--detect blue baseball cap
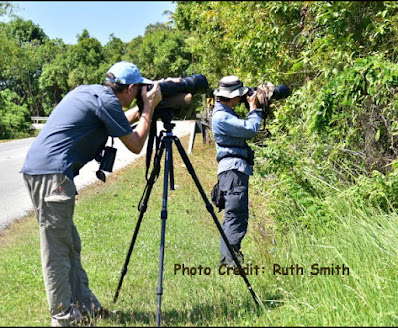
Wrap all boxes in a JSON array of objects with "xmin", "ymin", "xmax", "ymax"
[{"xmin": 106, "ymin": 61, "xmax": 153, "ymax": 85}]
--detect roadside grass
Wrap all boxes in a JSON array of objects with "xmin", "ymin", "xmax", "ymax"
[
  {"xmin": 253, "ymin": 201, "xmax": 398, "ymax": 327},
  {"xmin": 0, "ymin": 129, "xmax": 39, "ymax": 143},
  {"xmin": 0, "ymin": 134, "xmax": 397, "ymax": 327}
]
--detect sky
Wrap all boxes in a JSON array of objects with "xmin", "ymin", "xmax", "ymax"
[{"xmin": 6, "ymin": 1, "xmax": 177, "ymax": 45}]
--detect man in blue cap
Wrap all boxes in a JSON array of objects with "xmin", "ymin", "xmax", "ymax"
[{"xmin": 21, "ymin": 61, "xmax": 173, "ymax": 326}]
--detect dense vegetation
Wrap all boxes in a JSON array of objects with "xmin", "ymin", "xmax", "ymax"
[
  {"xmin": 1, "ymin": 136, "xmax": 396, "ymax": 327},
  {"xmin": 1, "ymin": 0, "xmax": 397, "ymax": 224},
  {"xmin": 173, "ymin": 1, "xmax": 398, "ymax": 233},
  {"xmin": 1, "ymin": 2, "xmax": 397, "ymax": 325}
]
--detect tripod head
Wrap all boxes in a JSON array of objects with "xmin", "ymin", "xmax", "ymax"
[
  {"xmin": 154, "ymin": 108, "xmax": 176, "ymax": 132},
  {"xmin": 144, "ymin": 108, "xmax": 177, "ymax": 181}
]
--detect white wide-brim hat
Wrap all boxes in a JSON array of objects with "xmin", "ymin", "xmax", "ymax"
[{"xmin": 213, "ymin": 75, "xmax": 248, "ymax": 98}]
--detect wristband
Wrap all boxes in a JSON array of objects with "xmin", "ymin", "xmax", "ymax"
[{"xmin": 141, "ymin": 115, "xmax": 150, "ymax": 123}]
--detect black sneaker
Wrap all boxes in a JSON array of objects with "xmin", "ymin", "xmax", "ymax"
[
  {"xmin": 236, "ymin": 250, "xmax": 244, "ymax": 264},
  {"xmin": 219, "ymin": 251, "xmax": 244, "ymax": 269}
]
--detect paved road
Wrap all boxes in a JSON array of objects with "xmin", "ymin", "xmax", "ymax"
[{"xmin": 0, "ymin": 121, "xmax": 196, "ymax": 232}]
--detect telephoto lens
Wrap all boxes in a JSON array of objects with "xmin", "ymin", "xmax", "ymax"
[
  {"xmin": 272, "ymin": 85, "xmax": 290, "ymax": 100},
  {"xmin": 247, "ymin": 84, "xmax": 290, "ymax": 100},
  {"xmin": 147, "ymin": 74, "xmax": 208, "ymax": 97},
  {"xmin": 240, "ymin": 83, "xmax": 290, "ymax": 111},
  {"xmin": 137, "ymin": 74, "xmax": 209, "ymax": 120}
]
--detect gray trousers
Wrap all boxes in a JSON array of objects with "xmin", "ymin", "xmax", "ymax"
[
  {"xmin": 218, "ymin": 170, "xmax": 249, "ymax": 260},
  {"xmin": 23, "ymin": 173, "xmax": 101, "ymax": 323}
]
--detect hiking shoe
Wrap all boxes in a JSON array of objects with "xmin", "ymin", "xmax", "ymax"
[
  {"xmin": 236, "ymin": 250, "xmax": 244, "ymax": 264},
  {"xmin": 50, "ymin": 307, "xmax": 83, "ymax": 327},
  {"xmin": 219, "ymin": 251, "xmax": 245, "ymax": 269}
]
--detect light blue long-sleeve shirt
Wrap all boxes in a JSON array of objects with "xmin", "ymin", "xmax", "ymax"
[{"xmin": 211, "ymin": 101, "xmax": 262, "ymax": 176}]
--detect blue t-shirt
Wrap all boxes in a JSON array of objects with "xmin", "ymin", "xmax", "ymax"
[{"xmin": 21, "ymin": 85, "xmax": 132, "ymax": 180}]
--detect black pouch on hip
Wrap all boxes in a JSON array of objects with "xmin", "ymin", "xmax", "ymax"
[
  {"xmin": 95, "ymin": 138, "xmax": 117, "ymax": 182},
  {"xmin": 211, "ymin": 180, "xmax": 225, "ymax": 212}
]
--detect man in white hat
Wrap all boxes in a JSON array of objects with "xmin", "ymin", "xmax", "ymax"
[
  {"xmin": 20, "ymin": 61, "xmax": 180, "ymax": 326},
  {"xmin": 212, "ymin": 76, "xmax": 262, "ymax": 267}
]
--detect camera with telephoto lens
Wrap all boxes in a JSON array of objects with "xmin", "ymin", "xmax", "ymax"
[
  {"xmin": 136, "ymin": 74, "xmax": 209, "ymax": 120},
  {"xmin": 240, "ymin": 83, "xmax": 290, "ymax": 110}
]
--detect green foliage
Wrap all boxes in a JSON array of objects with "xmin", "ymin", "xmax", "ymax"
[
  {"xmin": 0, "ymin": 16, "xmax": 48, "ymax": 45},
  {"xmin": 38, "ymin": 40, "xmax": 70, "ymax": 114},
  {"xmin": 253, "ymin": 54, "xmax": 398, "ymax": 231},
  {"xmin": 103, "ymin": 34, "xmax": 125, "ymax": 64},
  {"xmin": 252, "ymin": 134, "xmax": 330, "ymax": 232},
  {"xmin": 39, "ymin": 30, "xmax": 107, "ymax": 114},
  {"xmin": 343, "ymin": 170, "xmax": 398, "ymax": 212},
  {"xmin": 174, "ymin": 2, "xmax": 303, "ymax": 87},
  {"xmin": 0, "ymin": 17, "xmax": 49, "ymax": 116},
  {"xmin": 124, "ymin": 24, "xmax": 191, "ymax": 79},
  {"xmin": 297, "ymin": 1, "xmax": 398, "ymax": 65},
  {"xmin": 0, "ymin": 89, "xmax": 32, "ymax": 138},
  {"xmin": 174, "ymin": 1, "xmax": 398, "ymax": 90},
  {"xmin": 0, "ymin": 0, "xmax": 398, "ymax": 240},
  {"xmin": 67, "ymin": 29, "xmax": 105, "ymax": 87},
  {"xmin": 278, "ymin": 55, "xmax": 398, "ymax": 174}
]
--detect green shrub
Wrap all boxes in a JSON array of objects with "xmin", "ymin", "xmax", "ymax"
[
  {"xmin": 0, "ymin": 89, "xmax": 33, "ymax": 139},
  {"xmin": 252, "ymin": 55, "xmax": 398, "ymax": 231}
]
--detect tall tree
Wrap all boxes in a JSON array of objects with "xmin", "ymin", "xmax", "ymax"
[
  {"xmin": 125, "ymin": 23, "xmax": 191, "ymax": 79},
  {"xmin": 67, "ymin": 29, "xmax": 105, "ymax": 87},
  {"xmin": 0, "ymin": 17, "xmax": 49, "ymax": 115}
]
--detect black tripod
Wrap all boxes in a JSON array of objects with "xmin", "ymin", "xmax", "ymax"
[{"xmin": 113, "ymin": 117, "xmax": 260, "ymax": 326}]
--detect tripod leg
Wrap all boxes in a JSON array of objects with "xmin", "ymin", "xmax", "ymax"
[
  {"xmin": 156, "ymin": 135, "xmax": 173, "ymax": 326},
  {"xmin": 172, "ymin": 137, "xmax": 261, "ymax": 307},
  {"xmin": 113, "ymin": 143, "xmax": 165, "ymax": 303},
  {"xmin": 169, "ymin": 140, "xmax": 175, "ymax": 190}
]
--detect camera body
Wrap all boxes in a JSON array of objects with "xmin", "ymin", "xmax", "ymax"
[{"xmin": 136, "ymin": 74, "xmax": 209, "ymax": 120}]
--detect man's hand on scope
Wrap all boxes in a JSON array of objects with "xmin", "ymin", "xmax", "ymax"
[{"xmin": 141, "ymin": 81, "xmax": 162, "ymax": 111}]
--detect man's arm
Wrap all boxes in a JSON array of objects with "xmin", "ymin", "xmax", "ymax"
[
  {"xmin": 124, "ymin": 106, "xmax": 140, "ymax": 124},
  {"xmin": 120, "ymin": 77, "xmax": 181, "ymax": 153},
  {"xmin": 213, "ymin": 110, "xmax": 262, "ymax": 139},
  {"xmin": 120, "ymin": 83, "xmax": 161, "ymax": 154}
]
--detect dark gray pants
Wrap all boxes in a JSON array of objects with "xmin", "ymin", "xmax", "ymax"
[{"xmin": 218, "ymin": 170, "xmax": 249, "ymax": 261}]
